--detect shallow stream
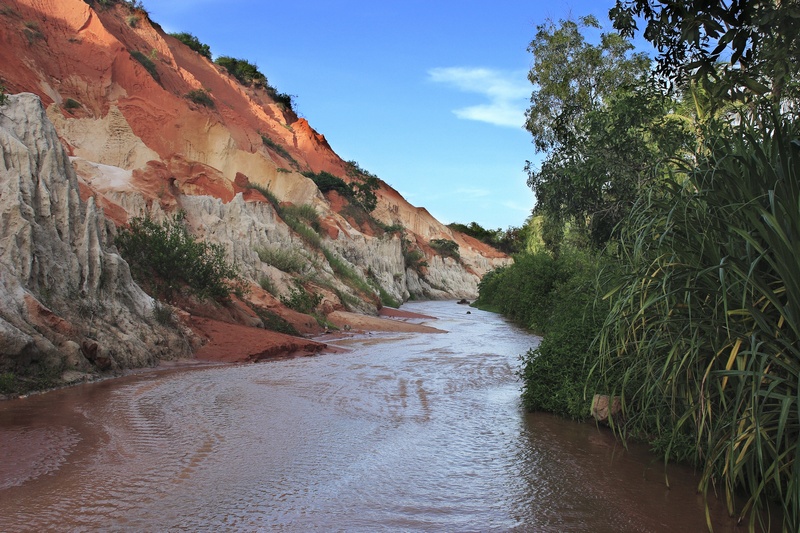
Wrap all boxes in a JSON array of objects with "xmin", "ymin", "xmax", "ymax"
[{"xmin": 0, "ymin": 301, "xmax": 743, "ymax": 531}]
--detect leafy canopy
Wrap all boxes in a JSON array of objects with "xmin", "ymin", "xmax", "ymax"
[
  {"xmin": 610, "ymin": 0, "xmax": 800, "ymax": 100},
  {"xmin": 525, "ymin": 16, "xmax": 693, "ymax": 247}
]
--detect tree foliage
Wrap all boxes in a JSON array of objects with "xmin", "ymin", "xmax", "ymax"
[
  {"xmin": 525, "ymin": 17, "xmax": 693, "ymax": 247},
  {"xmin": 610, "ymin": 0, "xmax": 800, "ymax": 100},
  {"xmin": 525, "ymin": 16, "xmax": 650, "ymax": 153},
  {"xmin": 448, "ymin": 221, "xmax": 527, "ymax": 254}
]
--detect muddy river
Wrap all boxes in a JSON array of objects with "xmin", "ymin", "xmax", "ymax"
[{"xmin": 0, "ymin": 301, "xmax": 743, "ymax": 531}]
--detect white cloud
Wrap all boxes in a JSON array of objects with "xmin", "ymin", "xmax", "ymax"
[
  {"xmin": 456, "ymin": 187, "xmax": 491, "ymax": 198},
  {"xmin": 428, "ymin": 67, "xmax": 529, "ymax": 128}
]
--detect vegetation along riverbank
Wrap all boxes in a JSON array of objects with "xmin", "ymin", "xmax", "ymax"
[{"xmin": 473, "ymin": 2, "xmax": 800, "ymax": 531}]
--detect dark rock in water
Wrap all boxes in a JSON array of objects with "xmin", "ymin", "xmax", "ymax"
[
  {"xmin": 466, "ymin": 311, "xmax": 471, "ymax": 314},
  {"xmin": 457, "ymin": 299, "xmax": 469, "ymax": 305}
]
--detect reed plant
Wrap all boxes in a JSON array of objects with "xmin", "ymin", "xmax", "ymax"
[{"xmin": 594, "ymin": 109, "xmax": 800, "ymax": 530}]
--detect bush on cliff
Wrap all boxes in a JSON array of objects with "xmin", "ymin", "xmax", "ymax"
[
  {"xmin": 116, "ymin": 212, "xmax": 241, "ymax": 302},
  {"xmin": 170, "ymin": 32, "xmax": 211, "ymax": 59}
]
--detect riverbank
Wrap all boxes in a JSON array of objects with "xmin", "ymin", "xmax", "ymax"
[
  {"xmin": 191, "ymin": 306, "xmax": 442, "ymax": 364},
  {"xmin": 0, "ymin": 305, "xmax": 445, "ymax": 400},
  {"xmin": 0, "ymin": 300, "xmax": 746, "ymax": 532}
]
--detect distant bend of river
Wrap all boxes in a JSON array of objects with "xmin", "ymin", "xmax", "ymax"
[{"xmin": 0, "ymin": 301, "xmax": 742, "ymax": 532}]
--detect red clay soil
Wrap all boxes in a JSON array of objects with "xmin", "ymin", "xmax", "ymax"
[
  {"xmin": 378, "ymin": 307, "xmax": 437, "ymax": 320},
  {"xmin": 191, "ymin": 317, "xmax": 327, "ymax": 364}
]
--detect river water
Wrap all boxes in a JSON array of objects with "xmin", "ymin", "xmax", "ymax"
[{"xmin": 0, "ymin": 301, "xmax": 744, "ymax": 532}]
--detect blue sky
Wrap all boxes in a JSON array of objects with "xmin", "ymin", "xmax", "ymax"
[{"xmin": 141, "ymin": 0, "xmax": 623, "ymax": 230}]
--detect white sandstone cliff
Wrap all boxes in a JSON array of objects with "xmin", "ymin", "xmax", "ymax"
[{"xmin": 0, "ymin": 93, "xmax": 191, "ymax": 381}]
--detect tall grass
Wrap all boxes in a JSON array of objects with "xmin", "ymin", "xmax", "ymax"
[
  {"xmin": 255, "ymin": 246, "xmax": 307, "ymax": 273},
  {"xmin": 594, "ymin": 109, "xmax": 800, "ymax": 530}
]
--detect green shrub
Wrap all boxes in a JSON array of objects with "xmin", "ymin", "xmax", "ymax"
[
  {"xmin": 518, "ymin": 257, "xmax": 606, "ymax": 419},
  {"xmin": 281, "ymin": 204, "xmax": 320, "ymax": 233},
  {"xmin": 126, "ymin": 14, "xmax": 139, "ymax": 27},
  {"xmin": 258, "ymin": 275, "xmax": 277, "ymax": 295},
  {"xmin": 185, "ymin": 88, "xmax": 214, "ymax": 108},
  {"xmin": 322, "ymin": 248, "xmax": 373, "ymax": 296},
  {"xmin": 23, "ymin": 21, "xmax": 44, "ymax": 43},
  {"xmin": 265, "ymin": 85, "xmax": 294, "ymax": 110},
  {"xmin": 130, "ymin": 50, "xmax": 160, "ymax": 83},
  {"xmin": 254, "ymin": 307, "xmax": 299, "ymax": 335},
  {"xmin": 215, "ymin": 56, "xmax": 266, "ymax": 86},
  {"xmin": 246, "ymin": 183, "xmax": 280, "ymax": 208},
  {"xmin": 429, "ymin": 238, "xmax": 460, "ymax": 260},
  {"xmin": 401, "ymin": 237, "xmax": 428, "ymax": 273},
  {"xmin": 280, "ymin": 281, "xmax": 322, "ymax": 314},
  {"xmin": 303, "ymin": 170, "xmax": 351, "ymax": 196},
  {"xmin": 255, "ymin": 246, "xmax": 307, "ymax": 273},
  {"xmin": 0, "ymin": 82, "xmax": 8, "ymax": 106},
  {"xmin": 63, "ymin": 98, "xmax": 81, "ymax": 110},
  {"xmin": 169, "ymin": 32, "xmax": 211, "ymax": 58},
  {"xmin": 377, "ymin": 221, "xmax": 404, "ymax": 235},
  {"xmin": 116, "ymin": 212, "xmax": 241, "ymax": 301},
  {"xmin": 474, "ymin": 251, "xmax": 575, "ymax": 333},
  {"xmin": 345, "ymin": 161, "xmax": 381, "ymax": 212}
]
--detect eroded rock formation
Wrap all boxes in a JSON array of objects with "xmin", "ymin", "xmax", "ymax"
[
  {"xmin": 0, "ymin": 0, "xmax": 512, "ymax": 384},
  {"xmin": 0, "ymin": 93, "xmax": 191, "ymax": 379}
]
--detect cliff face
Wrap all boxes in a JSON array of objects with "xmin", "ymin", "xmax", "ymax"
[
  {"xmin": 0, "ymin": 93, "xmax": 192, "ymax": 380},
  {"xmin": 0, "ymin": 0, "xmax": 511, "ymax": 380}
]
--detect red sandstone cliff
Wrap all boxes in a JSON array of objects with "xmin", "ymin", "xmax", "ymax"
[{"xmin": 0, "ymin": 0, "xmax": 511, "ymax": 380}]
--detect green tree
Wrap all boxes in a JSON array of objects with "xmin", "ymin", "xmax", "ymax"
[
  {"xmin": 526, "ymin": 17, "xmax": 694, "ymax": 247},
  {"xmin": 610, "ymin": 0, "xmax": 800, "ymax": 101}
]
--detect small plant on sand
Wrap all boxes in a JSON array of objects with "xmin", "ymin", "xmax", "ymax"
[
  {"xmin": 129, "ymin": 50, "xmax": 160, "ymax": 83},
  {"xmin": 152, "ymin": 300, "xmax": 174, "ymax": 326},
  {"xmin": 185, "ymin": 88, "xmax": 214, "ymax": 108},
  {"xmin": 280, "ymin": 280, "xmax": 322, "ymax": 314}
]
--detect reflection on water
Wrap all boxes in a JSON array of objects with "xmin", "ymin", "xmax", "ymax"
[{"xmin": 0, "ymin": 301, "xmax": 743, "ymax": 531}]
